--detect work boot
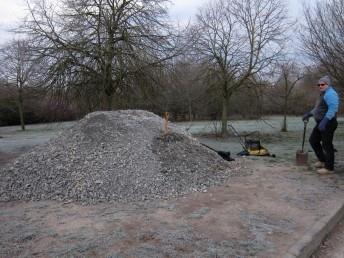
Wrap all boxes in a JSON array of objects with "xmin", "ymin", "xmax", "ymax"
[
  {"xmin": 314, "ymin": 161, "xmax": 325, "ymax": 168},
  {"xmin": 317, "ymin": 168, "xmax": 334, "ymax": 175}
]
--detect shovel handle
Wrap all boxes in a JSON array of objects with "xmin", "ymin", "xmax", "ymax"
[{"xmin": 301, "ymin": 120, "xmax": 308, "ymax": 152}]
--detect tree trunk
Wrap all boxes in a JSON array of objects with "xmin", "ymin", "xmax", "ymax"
[
  {"xmin": 103, "ymin": 70, "xmax": 114, "ymax": 111},
  {"xmin": 106, "ymin": 93, "xmax": 113, "ymax": 111},
  {"xmin": 221, "ymin": 81, "xmax": 231, "ymax": 135},
  {"xmin": 281, "ymin": 96, "xmax": 288, "ymax": 132},
  {"xmin": 221, "ymin": 93, "xmax": 228, "ymax": 135},
  {"xmin": 188, "ymin": 100, "xmax": 193, "ymax": 122},
  {"xmin": 17, "ymin": 88, "xmax": 25, "ymax": 131},
  {"xmin": 281, "ymin": 74, "xmax": 289, "ymax": 132}
]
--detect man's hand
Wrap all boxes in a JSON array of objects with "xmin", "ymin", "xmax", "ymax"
[
  {"xmin": 302, "ymin": 112, "xmax": 313, "ymax": 122},
  {"xmin": 318, "ymin": 117, "xmax": 329, "ymax": 132}
]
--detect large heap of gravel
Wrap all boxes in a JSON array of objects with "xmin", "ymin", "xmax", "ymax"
[{"xmin": 0, "ymin": 110, "xmax": 236, "ymax": 204}]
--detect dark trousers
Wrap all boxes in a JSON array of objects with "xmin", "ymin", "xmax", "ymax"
[{"xmin": 309, "ymin": 118, "xmax": 338, "ymax": 170}]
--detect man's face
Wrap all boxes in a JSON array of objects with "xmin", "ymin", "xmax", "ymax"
[{"xmin": 318, "ymin": 82, "xmax": 329, "ymax": 92}]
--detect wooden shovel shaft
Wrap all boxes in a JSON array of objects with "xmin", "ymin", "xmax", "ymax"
[{"xmin": 301, "ymin": 121, "xmax": 307, "ymax": 152}]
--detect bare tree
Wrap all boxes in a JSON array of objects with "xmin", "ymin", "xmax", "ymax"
[
  {"xmin": 165, "ymin": 59, "xmax": 207, "ymax": 121},
  {"xmin": 301, "ymin": 0, "xmax": 344, "ymax": 87},
  {"xmin": 0, "ymin": 39, "xmax": 39, "ymax": 130},
  {"xmin": 275, "ymin": 61, "xmax": 303, "ymax": 132},
  {"xmin": 22, "ymin": 0, "xmax": 179, "ymax": 110},
  {"xmin": 193, "ymin": 0, "xmax": 289, "ymax": 134}
]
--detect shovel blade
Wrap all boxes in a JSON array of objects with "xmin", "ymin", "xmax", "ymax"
[{"xmin": 296, "ymin": 150, "xmax": 308, "ymax": 166}]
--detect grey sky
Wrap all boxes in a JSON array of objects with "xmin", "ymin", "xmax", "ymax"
[
  {"xmin": 0, "ymin": 0, "xmax": 307, "ymax": 45},
  {"xmin": 0, "ymin": 0, "xmax": 27, "ymax": 43},
  {"xmin": 169, "ymin": 0, "xmax": 305, "ymax": 24}
]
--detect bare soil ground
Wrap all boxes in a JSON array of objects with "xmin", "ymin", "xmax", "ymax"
[
  {"xmin": 1, "ymin": 117, "xmax": 344, "ymax": 257},
  {"xmin": 312, "ymin": 219, "xmax": 344, "ymax": 258},
  {"xmin": 0, "ymin": 151, "xmax": 17, "ymax": 167},
  {"xmin": 1, "ymin": 156, "xmax": 344, "ymax": 257}
]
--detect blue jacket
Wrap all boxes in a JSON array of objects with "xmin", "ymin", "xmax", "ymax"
[{"xmin": 312, "ymin": 86, "xmax": 339, "ymax": 122}]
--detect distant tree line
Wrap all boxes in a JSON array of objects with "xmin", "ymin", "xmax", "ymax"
[{"xmin": 0, "ymin": 0, "xmax": 343, "ymax": 133}]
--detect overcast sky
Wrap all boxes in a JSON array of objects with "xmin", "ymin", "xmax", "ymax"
[
  {"xmin": 0, "ymin": 0, "xmax": 307, "ymax": 45},
  {"xmin": 169, "ymin": 0, "xmax": 305, "ymax": 23}
]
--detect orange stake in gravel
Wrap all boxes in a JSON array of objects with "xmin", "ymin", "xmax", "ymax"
[{"xmin": 163, "ymin": 112, "xmax": 169, "ymax": 134}]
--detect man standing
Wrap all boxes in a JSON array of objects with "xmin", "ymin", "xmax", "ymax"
[{"xmin": 303, "ymin": 75, "xmax": 339, "ymax": 174}]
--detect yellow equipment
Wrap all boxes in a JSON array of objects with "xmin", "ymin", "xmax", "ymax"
[
  {"xmin": 244, "ymin": 139, "xmax": 270, "ymax": 156},
  {"xmin": 228, "ymin": 124, "xmax": 274, "ymax": 157}
]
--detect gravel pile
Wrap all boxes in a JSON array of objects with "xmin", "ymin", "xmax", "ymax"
[{"xmin": 0, "ymin": 110, "xmax": 236, "ymax": 204}]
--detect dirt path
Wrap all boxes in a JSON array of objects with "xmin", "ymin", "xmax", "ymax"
[
  {"xmin": 312, "ymin": 218, "xmax": 344, "ymax": 258},
  {"xmin": 0, "ymin": 151, "xmax": 17, "ymax": 167},
  {"xmin": 1, "ymin": 157, "xmax": 344, "ymax": 257},
  {"xmin": 1, "ymin": 119, "xmax": 344, "ymax": 257}
]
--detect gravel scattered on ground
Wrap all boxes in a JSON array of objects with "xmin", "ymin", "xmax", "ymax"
[{"xmin": 0, "ymin": 110, "xmax": 237, "ymax": 204}]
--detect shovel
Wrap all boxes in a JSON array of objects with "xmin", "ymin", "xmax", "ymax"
[
  {"xmin": 201, "ymin": 143, "xmax": 234, "ymax": 162},
  {"xmin": 296, "ymin": 120, "xmax": 309, "ymax": 166}
]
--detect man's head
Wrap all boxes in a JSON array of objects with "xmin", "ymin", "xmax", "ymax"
[{"xmin": 318, "ymin": 75, "xmax": 331, "ymax": 92}]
